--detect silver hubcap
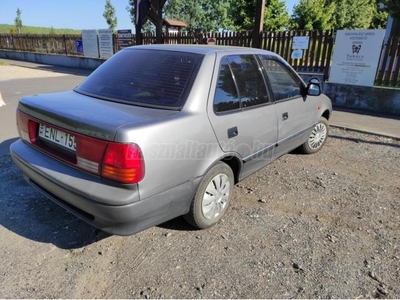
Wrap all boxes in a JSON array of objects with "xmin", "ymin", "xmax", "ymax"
[
  {"xmin": 308, "ymin": 122, "xmax": 327, "ymax": 150},
  {"xmin": 202, "ymin": 174, "xmax": 230, "ymax": 220}
]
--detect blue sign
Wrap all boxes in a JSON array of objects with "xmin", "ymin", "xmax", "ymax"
[{"xmin": 75, "ymin": 40, "xmax": 83, "ymax": 54}]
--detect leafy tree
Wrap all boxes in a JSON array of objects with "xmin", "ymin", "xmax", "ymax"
[
  {"xmin": 164, "ymin": 0, "xmax": 233, "ymax": 32},
  {"xmin": 290, "ymin": 0, "xmax": 335, "ymax": 30},
  {"xmin": 370, "ymin": 0, "xmax": 388, "ymax": 29},
  {"xmin": 263, "ymin": 0, "xmax": 289, "ymax": 30},
  {"xmin": 14, "ymin": 8, "xmax": 22, "ymax": 34},
  {"xmin": 229, "ymin": 0, "xmax": 289, "ymax": 31},
  {"xmin": 385, "ymin": 0, "xmax": 400, "ymax": 19},
  {"xmin": 103, "ymin": 0, "xmax": 118, "ymax": 31},
  {"xmin": 326, "ymin": 0, "xmax": 375, "ymax": 29}
]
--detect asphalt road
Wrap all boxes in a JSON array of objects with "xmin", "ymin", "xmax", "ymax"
[{"xmin": 0, "ymin": 71, "xmax": 88, "ymax": 156}]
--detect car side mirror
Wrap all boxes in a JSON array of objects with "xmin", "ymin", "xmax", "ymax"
[{"xmin": 307, "ymin": 78, "xmax": 321, "ymax": 96}]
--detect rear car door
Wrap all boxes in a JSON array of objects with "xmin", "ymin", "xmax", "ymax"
[
  {"xmin": 259, "ymin": 56, "xmax": 317, "ymax": 158},
  {"xmin": 208, "ymin": 53, "xmax": 278, "ymax": 179}
]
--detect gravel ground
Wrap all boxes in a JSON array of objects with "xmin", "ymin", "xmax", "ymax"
[{"xmin": 0, "ymin": 127, "xmax": 399, "ymax": 299}]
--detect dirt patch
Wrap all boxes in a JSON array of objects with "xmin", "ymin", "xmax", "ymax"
[{"xmin": 0, "ymin": 128, "xmax": 399, "ymax": 298}]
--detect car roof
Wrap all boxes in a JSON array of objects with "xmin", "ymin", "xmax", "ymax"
[{"xmin": 124, "ymin": 44, "xmax": 279, "ymax": 57}]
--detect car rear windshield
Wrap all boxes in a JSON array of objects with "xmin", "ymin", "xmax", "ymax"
[{"xmin": 75, "ymin": 49, "xmax": 204, "ymax": 109}]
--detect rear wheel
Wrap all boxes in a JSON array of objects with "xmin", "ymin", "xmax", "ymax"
[
  {"xmin": 300, "ymin": 117, "xmax": 329, "ymax": 154},
  {"xmin": 184, "ymin": 162, "xmax": 234, "ymax": 229}
]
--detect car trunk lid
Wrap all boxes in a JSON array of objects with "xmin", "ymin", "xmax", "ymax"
[{"xmin": 18, "ymin": 90, "xmax": 178, "ymax": 141}]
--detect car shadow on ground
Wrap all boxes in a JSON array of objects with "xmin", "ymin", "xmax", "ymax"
[
  {"xmin": 0, "ymin": 142, "xmax": 111, "ymax": 249},
  {"xmin": 329, "ymin": 134, "xmax": 400, "ymax": 148},
  {"xmin": 158, "ymin": 216, "xmax": 197, "ymax": 232},
  {"xmin": 0, "ymin": 137, "xmax": 18, "ymax": 157}
]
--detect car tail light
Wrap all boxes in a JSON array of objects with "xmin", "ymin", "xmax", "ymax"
[
  {"xmin": 17, "ymin": 111, "xmax": 37, "ymax": 143},
  {"xmin": 76, "ymin": 135, "xmax": 108, "ymax": 174},
  {"xmin": 17, "ymin": 110, "xmax": 144, "ymax": 184},
  {"xmin": 102, "ymin": 142, "xmax": 144, "ymax": 184}
]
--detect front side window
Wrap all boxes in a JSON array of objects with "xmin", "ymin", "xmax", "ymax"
[
  {"xmin": 75, "ymin": 49, "xmax": 203, "ymax": 109},
  {"xmin": 259, "ymin": 56, "xmax": 303, "ymax": 101},
  {"xmin": 213, "ymin": 55, "xmax": 269, "ymax": 113}
]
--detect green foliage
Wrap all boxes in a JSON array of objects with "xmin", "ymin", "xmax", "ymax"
[
  {"xmin": 164, "ymin": 0, "xmax": 233, "ymax": 32},
  {"xmin": 263, "ymin": 0, "xmax": 289, "ymax": 30},
  {"xmin": 329, "ymin": 0, "xmax": 375, "ymax": 29},
  {"xmin": 0, "ymin": 24, "xmax": 81, "ymax": 34},
  {"xmin": 370, "ymin": 0, "xmax": 388, "ymax": 29},
  {"xmin": 14, "ymin": 8, "xmax": 23, "ymax": 34},
  {"xmin": 229, "ymin": 0, "xmax": 254, "ymax": 30},
  {"xmin": 385, "ymin": 0, "xmax": 400, "ymax": 19},
  {"xmin": 103, "ymin": 0, "xmax": 118, "ymax": 31},
  {"xmin": 290, "ymin": 0, "xmax": 335, "ymax": 30},
  {"xmin": 126, "ymin": 0, "xmax": 135, "ymax": 26},
  {"xmin": 229, "ymin": 0, "xmax": 289, "ymax": 31}
]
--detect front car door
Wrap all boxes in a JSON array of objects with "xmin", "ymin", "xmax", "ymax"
[
  {"xmin": 207, "ymin": 53, "xmax": 278, "ymax": 179},
  {"xmin": 259, "ymin": 55, "xmax": 318, "ymax": 159}
]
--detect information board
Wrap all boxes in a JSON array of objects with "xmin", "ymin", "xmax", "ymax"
[
  {"xmin": 292, "ymin": 36, "xmax": 309, "ymax": 49},
  {"xmin": 98, "ymin": 29, "xmax": 114, "ymax": 59},
  {"xmin": 82, "ymin": 30, "xmax": 99, "ymax": 58},
  {"xmin": 329, "ymin": 30, "xmax": 385, "ymax": 87},
  {"xmin": 117, "ymin": 29, "xmax": 132, "ymax": 50}
]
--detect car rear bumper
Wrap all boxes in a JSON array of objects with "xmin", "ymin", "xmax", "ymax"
[{"xmin": 10, "ymin": 139, "xmax": 200, "ymax": 235}]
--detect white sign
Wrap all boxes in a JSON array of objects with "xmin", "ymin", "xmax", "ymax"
[
  {"xmin": 98, "ymin": 29, "xmax": 114, "ymax": 59},
  {"xmin": 82, "ymin": 29, "xmax": 99, "ymax": 58},
  {"xmin": 329, "ymin": 30, "xmax": 385, "ymax": 87},
  {"xmin": 292, "ymin": 36, "xmax": 309, "ymax": 49}
]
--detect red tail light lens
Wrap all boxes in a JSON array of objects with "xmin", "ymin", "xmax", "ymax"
[
  {"xmin": 76, "ymin": 136, "xmax": 108, "ymax": 174},
  {"xmin": 102, "ymin": 143, "xmax": 144, "ymax": 184},
  {"xmin": 17, "ymin": 110, "xmax": 144, "ymax": 184},
  {"xmin": 17, "ymin": 111, "xmax": 37, "ymax": 144}
]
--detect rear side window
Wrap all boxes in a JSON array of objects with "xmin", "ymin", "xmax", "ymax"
[
  {"xmin": 259, "ymin": 56, "xmax": 302, "ymax": 101},
  {"xmin": 227, "ymin": 55, "xmax": 269, "ymax": 108},
  {"xmin": 213, "ymin": 54, "xmax": 269, "ymax": 113},
  {"xmin": 214, "ymin": 57, "xmax": 240, "ymax": 113},
  {"xmin": 75, "ymin": 49, "xmax": 203, "ymax": 109}
]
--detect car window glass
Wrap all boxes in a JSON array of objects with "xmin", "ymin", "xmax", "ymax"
[
  {"xmin": 259, "ymin": 56, "xmax": 302, "ymax": 101},
  {"xmin": 75, "ymin": 49, "xmax": 203, "ymax": 109},
  {"xmin": 226, "ymin": 55, "xmax": 269, "ymax": 108},
  {"xmin": 213, "ymin": 57, "xmax": 240, "ymax": 113}
]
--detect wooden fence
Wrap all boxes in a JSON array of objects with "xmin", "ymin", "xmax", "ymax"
[
  {"xmin": 0, "ymin": 34, "xmax": 83, "ymax": 56},
  {"xmin": 0, "ymin": 30, "xmax": 334, "ymax": 78},
  {"xmin": 143, "ymin": 30, "xmax": 335, "ymax": 79},
  {"xmin": 375, "ymin": 36, "xmax": 400, "ymax": 87},
  {"xmin": 1, "ymin": 31, "xmax": 399, "ymax": 87}
]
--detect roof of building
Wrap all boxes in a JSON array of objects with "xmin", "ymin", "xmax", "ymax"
[{"xmin": 163, "ymin": 19, "xmax": 188, "ymax": 28}]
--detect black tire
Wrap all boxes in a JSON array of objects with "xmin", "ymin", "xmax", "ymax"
[
  {"xmin": 299, "ymin": 117, "xmax": 329, "ymax": 154},
  {"xmin": 184, "ymin": 162, "xmax": 234, "ymax": 229}
]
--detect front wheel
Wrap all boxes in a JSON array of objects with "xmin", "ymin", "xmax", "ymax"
[
  {"xmin": 184, "ymin": 162, "xmax": 234, "ymax": 229},
  {"xmin": 299, "ymin": 117, "xmax": 329, "ymax": 154}
]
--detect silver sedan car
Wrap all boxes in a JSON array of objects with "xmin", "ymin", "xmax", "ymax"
[{"xmin": 11, "ymin": 45, "xmax": 332, "ymax": 235}]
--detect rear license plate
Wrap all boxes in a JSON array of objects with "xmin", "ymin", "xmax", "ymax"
[{"xmin": 38, "ymin": 124, "xmax": 76, "ymax": 152}]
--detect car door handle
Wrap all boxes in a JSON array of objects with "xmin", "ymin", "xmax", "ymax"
[
  {"xmin": 282, "ymin": 112, "xmax": 289, "ymax": 120},
  {"xmin": 227, "ymin": 126, "xmax": 238, "ymax": 139}
]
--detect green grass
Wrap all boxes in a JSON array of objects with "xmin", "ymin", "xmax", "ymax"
[
  {"xmin": 0, "ymin": 24, "xmax": 81, "ymax": 35},
  {"xmin": 0, "ymin": 61, "xmax": 7, "ymax": 66}
]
